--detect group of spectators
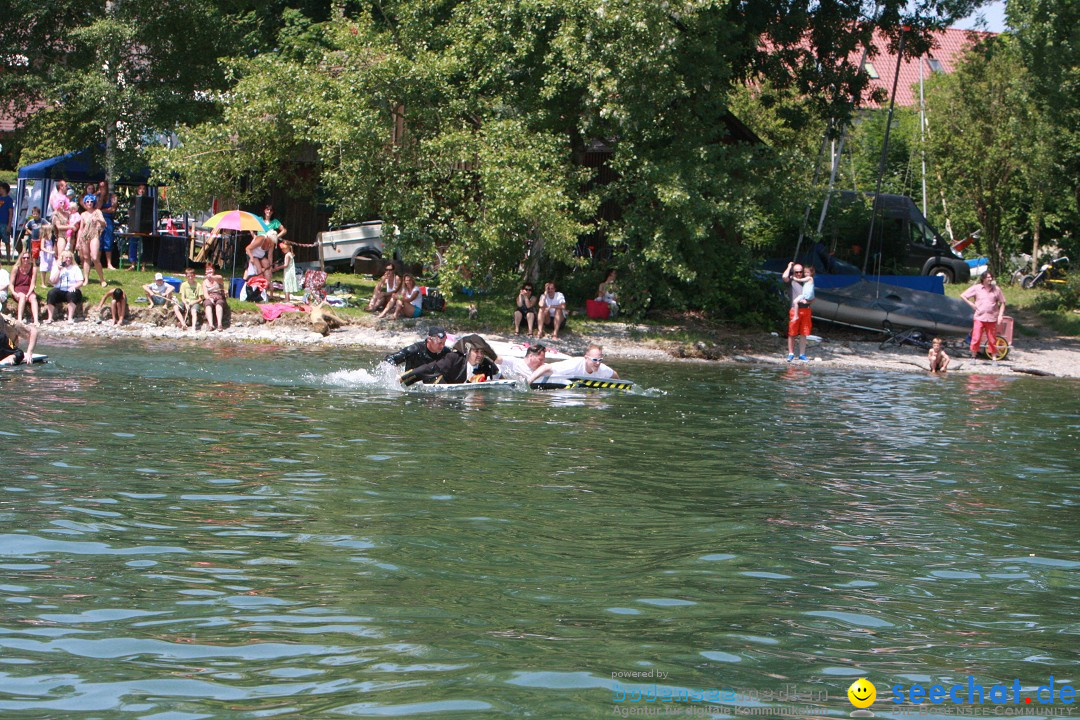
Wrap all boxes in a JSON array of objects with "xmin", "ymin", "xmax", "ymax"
[
  {"xmin": 134, "ymin": 265, "xmax": 230, "ymax": 331},
  {"xmin": 0, "ymin": 178, "xmax": 150, "ymax": 326},
  {"xmin": 241, "ymin": 205, "xmax": 300, "ymax": 302},
  {"xmin": 366, "ymin": 265, "xmax": 424, "ymax": 319},
  {"xmin": 386, "ymin": 326, "xmax": 620, "ymax": 386},
  {"xmin": 512, "ymin": 271, "xmax": 619, "ymax": 340}
]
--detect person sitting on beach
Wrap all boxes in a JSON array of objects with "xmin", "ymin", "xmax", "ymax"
[
  {"xmin": 596, "ymin": 269, "xmax": 619, "ymax": 317},
  {"xmin": 46, "ymin": 250, "xmax": 85, "ymax": 323},
  {"xmin": 537, "ymin": 281, "xmax": 566, "ymax": 340},
  {"xmin": 0, "ymin": 310, "xmax": 38, "ymax": 365},
  {"xmin": 94, "ymin": 288, "xmax": 128, "ymax": 325},
  {"xmin": 378, "ymin": 273, "xmax": 423, "ymax": 317},
  {"xmin": 384, "ymin": 326, "xmax": 450, "ymax": 370},
  {"xmin": 498, "ymin": 343, "xmax": 547, "ymax": 381},
  {"xmin": 378, "ymin": 273, "xmax": 422, "ymax": 319},
  {"xmin": 8, "ymin": 251, "xmax": 40, "ymax": 325},
  {"xmin": 367, "ymin": 266, "xmax": 400, "ymax": 312},
  {"xmin": 513, "ymin": 282, "xmax": 537, "ymax": 335},
  {"xmin": 928, "ymin": 337, "xmax": 951, "ymax": 374},
  {"xmin": 144, "ymin": 273, "xmax": 176, "ymax": 309},
  {"xmin": 399, "ymin": 338, "xmax": 500, "ymax": 385},
  {"xmin": 202, "ymin": 265, "xmax": 228, "ymax": 331},
  {"xmin": 529, "ymin": 343, "xmax": 619, "ymax": 383},
  {"xmin": 177, "ymin": 267, "xmax": 202, "ymax": 330}
]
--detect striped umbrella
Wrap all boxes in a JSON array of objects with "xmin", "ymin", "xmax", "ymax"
[{"xmin": 201, "ymin": 210, "xmax": 269, "ymax": 233}]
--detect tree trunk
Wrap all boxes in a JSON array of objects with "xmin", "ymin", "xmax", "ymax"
[{"xmin": 524, "ymin": 222, "xmax": 544, "ymax": 283}]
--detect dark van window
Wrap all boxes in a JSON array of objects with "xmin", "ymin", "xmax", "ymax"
[{"xmin": 911, "ymin": 220, "xmax": 936, "ymax": 247}]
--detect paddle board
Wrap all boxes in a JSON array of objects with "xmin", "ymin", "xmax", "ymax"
[
  {"xmin": 417, "ymin": 379, "xmax": 519, "ymax": 393},
  {"xmin": 530, "ymin": 376, "xmax": 635, "ymax": 391}
]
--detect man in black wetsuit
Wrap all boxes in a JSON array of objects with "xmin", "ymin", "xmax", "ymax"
[
  {"xmin": 400, "ymin": 340, "xmax": 500, "ymax": 386},
  {"xmin": 0, "ymin": 312, "xmax": 38, "ymax": 365},
  {"xmin": 384, "ymin": 326, "xmax": 450, "ymax": 370}
]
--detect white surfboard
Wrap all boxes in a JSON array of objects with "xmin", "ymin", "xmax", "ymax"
[
  {"xmin": 417, "ymin": 379, "xmax": 519, "ymax": 393},
  {"xmin": 1, "ymin": 353, "xmax": 47, "ymax": 369}
]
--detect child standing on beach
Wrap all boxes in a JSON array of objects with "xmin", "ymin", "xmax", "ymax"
[
  {"xmin": 38, "ymin": 223, "xmax": 56, "ymax": 290},
  {"xmin": 928, "ymin": 337, "xmax": 950, "ymax": 374},
  {"xmin": 277, "ymin": 241, "xmax": 299, "ymax": 303}
]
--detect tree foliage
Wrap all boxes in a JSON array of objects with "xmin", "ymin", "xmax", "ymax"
[
  {"xmin": 8, "ymin": 0, "xmax": 996, "ymax": 321},
  {"xmin": 152, "ymin": 0, "xmax": 986, "ymax": 319}
]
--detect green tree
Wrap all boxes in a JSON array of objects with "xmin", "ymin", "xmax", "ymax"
[
  {"xmin": 924, "ymin": 37, "xmax": 1028, "ymax": 274},
  {"xmin": 154, "ymin": 0, "xmax": 992, "ymax": 321},
  {"xmin": 1008, "ymin": 0, "xmax": 1080, "ymax": 264}
]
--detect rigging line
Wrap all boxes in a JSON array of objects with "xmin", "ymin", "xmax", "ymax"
[
  {"xmin": 793, "ymin": 119, "xmax": 833, "ymax": 262},
  {"xmin": 814, "ymin": 43, "xmax": 872, "ymax": 240},
  {"xmin": 798, "ymin": 8, "xmax": 878, "ymax": 264},
  {"xmin": 862, "ymin": 27, "xmax": 907, "ymax": 297}
]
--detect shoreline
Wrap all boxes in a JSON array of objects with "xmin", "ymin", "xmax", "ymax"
[{"xmin": 30, "ymin": 310, "xmax": 1080, "ymax": 379}]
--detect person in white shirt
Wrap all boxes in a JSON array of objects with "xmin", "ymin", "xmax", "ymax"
[
  {"xmin": 537, "ymin": 281, "xmax": 566, "ymax": 340},
  {"xmin": 529, "ymin": 343, "xmax": 619, "ymax": 383},
  {"xmin": 46, "ymin": 250, "xmax": 86, "ymax": 322},
  {"xmin": 497, "ymin": 344, "xmax": 548, "ymax": 380}
]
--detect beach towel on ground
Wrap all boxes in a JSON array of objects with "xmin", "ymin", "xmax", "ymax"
[{"xmin": 258, "ymin": 303, "xmax": 303, "ymax": 322}]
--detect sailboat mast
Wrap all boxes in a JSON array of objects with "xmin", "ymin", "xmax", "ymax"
[{"xmin": 920, "ymin": 56, "xmax": 928, "ymax": 217}]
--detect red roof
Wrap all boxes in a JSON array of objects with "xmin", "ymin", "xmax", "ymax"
[{"xmin": 860, "ymin": 28, "xmax": 996, "ymax": 107}]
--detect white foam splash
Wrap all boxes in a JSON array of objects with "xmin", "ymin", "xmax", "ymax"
[{"xmin": 307, "ymin": 363, "xmax": 402, "ymax": 390}]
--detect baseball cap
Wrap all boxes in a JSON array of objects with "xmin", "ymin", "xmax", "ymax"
[
  {"xmin": 428, "ymin": 326, "xmax": 446, "ymax": 338},
  {"xmin": 154, "ymin": 272, "xmax": 164, "ymax": 281}
]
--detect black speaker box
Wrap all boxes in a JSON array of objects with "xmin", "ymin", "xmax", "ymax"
[
  {"xmin": 130, "ymin": 196, "xmax": 154, "ymax": 234},
  {"xmin": 155, "ymin": 236, "xmax": 188, "ymax": 272}
]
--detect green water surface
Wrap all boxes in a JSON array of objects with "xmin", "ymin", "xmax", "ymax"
[{"xmin": 1, "ymin": 338, "xmax": 1077, "ymax": 719}]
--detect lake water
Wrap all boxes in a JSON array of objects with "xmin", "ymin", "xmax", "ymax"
[{"xmin": 1, "ymin": 338, "xmax": 1077, "ymax": 719}]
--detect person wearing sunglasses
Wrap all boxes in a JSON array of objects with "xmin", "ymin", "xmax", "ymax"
[
  {"xmin": 529, "ymin": 343, "xmax": 618, "ymax": 383},
  {"xmin": 513, "ymin": 282, "xmax": 538, "ymax": 335}
]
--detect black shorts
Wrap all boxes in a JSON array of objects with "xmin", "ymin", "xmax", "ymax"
[
  {"xmin": 517, "ymin": 305, "xmax": 536, "ymax": 316},
  {"xmin": 48, "ymin": 288, "xmax": 83, "ymax": 306}
]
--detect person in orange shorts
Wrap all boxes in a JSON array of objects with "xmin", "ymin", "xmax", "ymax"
[{"xmin": 783, "ymin": 262, "xmax": 814, "ymax": 361}]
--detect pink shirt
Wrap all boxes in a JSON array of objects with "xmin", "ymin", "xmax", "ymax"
[{"xmin": 961, "ymin": 283, "xmax": 1005, "ymax": 322}]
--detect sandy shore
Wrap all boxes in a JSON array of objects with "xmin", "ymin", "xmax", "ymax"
[{"xmin": 32, "ymin": 308, "xmax": 1080, "ymax": 379}]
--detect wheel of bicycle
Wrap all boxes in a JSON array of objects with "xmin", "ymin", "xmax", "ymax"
[{"xmin": 986, "ymin": 337, "xmax": 1009, "ymax": 361}]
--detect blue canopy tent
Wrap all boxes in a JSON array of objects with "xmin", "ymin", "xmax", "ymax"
[{"xmin": 13, "ymin": 147, "xmax": 156, "ymax": 234}]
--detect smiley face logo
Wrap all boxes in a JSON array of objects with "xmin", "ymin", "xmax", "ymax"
[{"xmin": 848, "ymin": 678, "xmax": 876, "ymax": 708}]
